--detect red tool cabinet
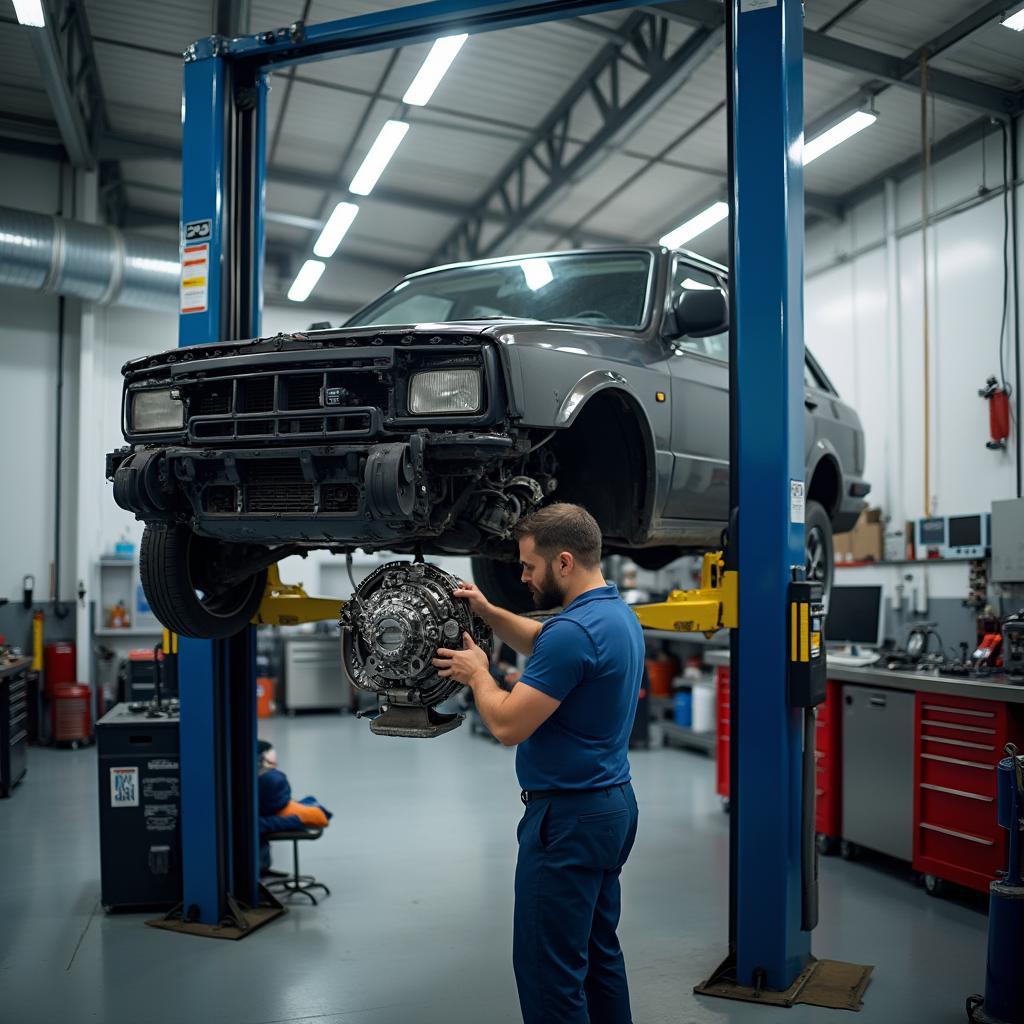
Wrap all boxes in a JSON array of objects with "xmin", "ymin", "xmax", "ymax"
[
  {"xmin": 715, "ymin": 666, "xmax": 841, "ymax": 842},
  {"xmin": 912, "ymin": 692, "xmax": 1021, "ymax": 893}
]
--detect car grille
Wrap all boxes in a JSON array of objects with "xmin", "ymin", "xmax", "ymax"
[
  {"xmin": 186, "ymin": 368, "xmax": 389, "ymax": 442},
  {"xmin": 201, "ymin": 461, "xmax": 363, "ymax": 516}
]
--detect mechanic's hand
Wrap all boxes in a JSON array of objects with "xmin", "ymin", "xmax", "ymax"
[
  {"xmin": 433, "ymin": 632, "xmax": 491, "ymax": 687},
  {"xmin": 452, "ymin": 580, "xmax": 493, "ymax": 617}
]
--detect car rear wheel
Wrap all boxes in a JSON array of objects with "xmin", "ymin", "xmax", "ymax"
[
  {"xmin": 140, "ymin": 524, "xmax": 268, "ymax": 639},
  {"xmin": 805, "ymin": 499, "xmax": 834, "ymax": 598},
  {"xmin": 471, "ymin": 556, "xmax": 534, "ymax": 614}
]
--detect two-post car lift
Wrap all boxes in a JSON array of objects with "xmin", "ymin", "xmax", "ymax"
[{"xmin": 171, "ymin": 0, "xmax": 817, "ymax": 994}]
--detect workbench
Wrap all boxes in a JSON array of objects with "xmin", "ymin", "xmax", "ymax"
[{"xmin": 704, "ymin": 649, "xmax": 1024, "ymax": 894}]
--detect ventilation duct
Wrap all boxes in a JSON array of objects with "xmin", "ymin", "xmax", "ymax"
[{"xmin": 0, "ymin": 204, "xmax": 179, "ymax": 311}]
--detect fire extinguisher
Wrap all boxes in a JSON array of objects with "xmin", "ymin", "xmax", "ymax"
[{"xmin": 980, "ymin": 377, "xmax": 1011, "ymax": 450}]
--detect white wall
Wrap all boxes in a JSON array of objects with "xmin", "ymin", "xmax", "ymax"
[
  {"xmin": 0, "ymin": 153, "xmax": 79, "ymax": 605},
  {"xmin": 805, "ymin": 124, "xmax": 1022, "ymax": 531}
]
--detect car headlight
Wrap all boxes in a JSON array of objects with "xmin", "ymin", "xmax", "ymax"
[
  {"xmin": 131, "ymin": 388, "xmax": 183, "ymax": 432},
  {"xmin": 408, "ymin": 369, "xmax": 482, "ymax": 415}
]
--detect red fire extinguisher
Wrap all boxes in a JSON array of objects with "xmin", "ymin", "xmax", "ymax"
[{"xmin": 980, "ymin": 377, "xmax": 1011, "ymax": 451}]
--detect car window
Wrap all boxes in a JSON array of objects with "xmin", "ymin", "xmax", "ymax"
[
  {"xmin": 671, "ymin": 263, "xmax": 728, "ymax": 362},
  {"xmin": 347, "ymin": 252, "xmax": 653, "ymax": 330},
  {"xmin": 804, "ymin": 356, "xmax": 833, "ymax": 393}
]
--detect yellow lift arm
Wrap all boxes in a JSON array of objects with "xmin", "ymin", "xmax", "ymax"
[
  {"xmin": 631, "ymin": 551, "xmax": 738, "ymax": 636},
  {"xmin": 251, "ymin": 564, "xmax": 346, "ymax": 627}
]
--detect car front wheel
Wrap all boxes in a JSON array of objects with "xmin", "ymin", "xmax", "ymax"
[
  {"xmin": 140, "ymin": 524, "xmax": 268, "ymax": 639},
  {"xmin": 805, "ymin": 499, "xmax": 834, "ymax": 598}
]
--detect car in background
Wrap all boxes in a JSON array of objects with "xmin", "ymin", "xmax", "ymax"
[{"xmin": 107, "ymin": 248, "xmax": 869, "ymax": 638}]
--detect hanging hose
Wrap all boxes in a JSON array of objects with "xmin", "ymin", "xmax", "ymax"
[{"xmin": 920, "ymin": 52, "xmax": 932, "ymax": 518}]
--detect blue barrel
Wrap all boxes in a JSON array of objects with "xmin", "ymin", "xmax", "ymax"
[{"xmin": 673, "ymin": 690, "xmax": 692, "ymax": 727}]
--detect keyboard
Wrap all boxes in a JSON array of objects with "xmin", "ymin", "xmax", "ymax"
[{"xmin": 826, "ymin": 651, "xmax": 880, "ymax": 668}]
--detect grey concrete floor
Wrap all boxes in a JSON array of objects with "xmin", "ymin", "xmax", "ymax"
[{"xmin": 0, "ymin": 714, "xmax": 989, "ymax": 1024}]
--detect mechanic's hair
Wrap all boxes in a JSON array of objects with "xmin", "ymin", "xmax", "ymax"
[{"xmin": 514, "ymin": 503, "xmax": 602, "ymax": 568}]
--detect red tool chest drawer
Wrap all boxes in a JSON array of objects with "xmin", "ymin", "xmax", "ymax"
[
  {"xmin": 913, "ymin": 692, "xmax": 1019, "ymax": 893},
  {"xmin": 715, "ymin": 666, "xmax": 730, "ymax": 800},
  {"xmin": 715, "ymin": 667, "xmax": 840, "ymax": 841}
]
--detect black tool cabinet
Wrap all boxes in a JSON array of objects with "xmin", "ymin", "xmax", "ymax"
[{"xmin": 0, "ymin": 657, "xmax": 30, "ymax": 797}]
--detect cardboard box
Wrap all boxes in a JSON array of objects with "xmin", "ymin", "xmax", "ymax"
[{"xmin": 833, "ymin": 508, "xmax": 884, "ymax": 564}]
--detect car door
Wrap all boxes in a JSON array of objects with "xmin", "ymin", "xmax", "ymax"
[
  {"xmin": 664, "ymin": 260, "xmax": 730, "ymax": 522},
  {"xmin": 804, "ymin": 353, "xmax": 859, "ymax": 479}
]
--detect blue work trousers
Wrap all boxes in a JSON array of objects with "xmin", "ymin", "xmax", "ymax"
[{"xmin": 513, "ymin": 782, "xmax": 639, "ymax": 1024}]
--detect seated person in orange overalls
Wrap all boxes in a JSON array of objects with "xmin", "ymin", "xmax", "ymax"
[{"xmin": 258, "ymin": 740, "xmax": 332, "ymax": 874}]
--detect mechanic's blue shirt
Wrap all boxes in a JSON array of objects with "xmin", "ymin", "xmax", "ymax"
[{"xmin": 515, "ymin": 583, "xmax": 644, "ymax": 791}]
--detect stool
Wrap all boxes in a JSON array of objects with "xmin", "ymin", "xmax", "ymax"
[{"xmin": 265, "ymin": 829, "xmax": 331, "ymax": 904}]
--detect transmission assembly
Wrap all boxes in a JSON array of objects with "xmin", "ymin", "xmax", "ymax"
[{"xmin": 340, "ymin": 560, "xmax": 492, "ymax": 738}]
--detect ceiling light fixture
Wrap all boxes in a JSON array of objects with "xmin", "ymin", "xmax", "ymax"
[
  {"xmin": 659, "ymin": 201, "xmax": 729, "ymax": 249},
  {"xmin": 313, "ymin": 202, "xmax": 360, "ymax": 258},
  {"xmin": 1001, "ymin": 4, "xmax": 1024, "ymax": 29},
  {"xmin": 13, "ymin": 0, "xmax": 45, "ymax": 26},
  {"xmin": 403, "ymin": 34, "xmax": 468, "ymax": 106},
  {"xmin": 803, "ymin": 109, "xmax": 877, "ymax": 165},
  {"xmin": 287, "ymin": 259, "xmax": 326, "ymax": 303},
  {"xmin": 349, "ymin": 120, "xmax": 409, "ymax": 196}
]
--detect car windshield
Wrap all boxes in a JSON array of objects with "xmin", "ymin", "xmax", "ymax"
[{"xmin": 346, "ymin": 251, "xmax": 653, "ymax": 330}]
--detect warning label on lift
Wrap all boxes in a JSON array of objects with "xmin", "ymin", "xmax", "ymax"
[{"xmin": 180, "ymin": 240, "xmax": 209, "ymax": 315}]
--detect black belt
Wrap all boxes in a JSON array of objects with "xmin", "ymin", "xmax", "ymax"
[{"xmin": 521, "ymin": 782, "xmax": 627, "ymax": 805}]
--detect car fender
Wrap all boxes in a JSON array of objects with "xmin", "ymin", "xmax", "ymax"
[{"xmin": 806, "ymin": 439, "xmax": 842, "ymax": 516}]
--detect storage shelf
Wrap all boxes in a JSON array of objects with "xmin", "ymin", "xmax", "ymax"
[
  {"xmin": 642, "ymin": 628, "xmax": 726, "ymax": 645},
  {"xmin": 94, "ymin": 627, "xmax": 163, "ymax": 637},
  {"xmin": 98, "ymin": 559, "xmax": 135, "ymax": 568},
  {"xmin": 661, "ymin": 721, "xmax": 715, "ymax": 754},
  {"xmin": 836, "ymin": 557, "xmax": 981, "ymax": 568}
]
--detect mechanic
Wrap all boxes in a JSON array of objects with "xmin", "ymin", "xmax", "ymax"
[{"xmin": 432, "ymin": 502, "xmax": 643, "ymax": 1024}]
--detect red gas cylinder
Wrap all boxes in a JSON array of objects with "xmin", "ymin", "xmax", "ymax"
[
  {"xmin": 44, "ymin": 642, "xmax": 76, "ymax": 696},
  {"xmin": 51, "ymin": 683, "xmax": 91, "ymax": 747}
]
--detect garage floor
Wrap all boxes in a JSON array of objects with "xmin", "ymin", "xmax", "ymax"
[{"xmin": 1, "ymin": 713, "xmax": 988, "ymax": 1024}]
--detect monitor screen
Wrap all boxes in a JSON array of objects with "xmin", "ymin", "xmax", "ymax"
[
  {"xmin": 826, "ymin": 585, "xmax": 884, "ymax": 647},
  {"xmin": 919, "ymin": 518, "xmax": 945, "ymax": 545},
  {"xmin": 948, "ymin": 515, "xmax": 981, "ymax": 548}
]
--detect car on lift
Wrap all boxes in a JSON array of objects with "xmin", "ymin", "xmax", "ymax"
[{"xmin": 107, "ymin": 247, "xmax": 869, "ymax": 639}]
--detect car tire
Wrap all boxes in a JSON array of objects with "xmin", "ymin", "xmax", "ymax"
[
  {"xmin": 470, "ymin": 556, "xmax": 534, "ymax": 614},
  {"xmin": 140, "ymin": 524, "xmax": 267, "ymax": 639},
  {"xmin": 805, "ymin": 499, "xmax": 834, "ymax": 597}
]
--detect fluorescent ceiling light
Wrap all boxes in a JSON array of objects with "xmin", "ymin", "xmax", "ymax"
[
  {"xmin": 680, "ymin": 277, "xmax": 715, "ymax": 291},
  {"xmin": 313, "ymin": 202, "xmax": 359, "ymax": 258},
  {"xmin": 13, "ymin": 0, "xmax": 45, "ymax": 26},
  {"xmin": 520, "ymin": 258, "xmax": 553, "ymax": 291},
  {"xmin": 287, "ymin": 259, "xmax": 326, "ymax": 303},
  {"xmin": 403, "ymin": 34, "xmax": 468, "ymax": 106},
  {"xmin": 659, "ymin": 201, "xmax": 729, "ymax": 249},
  {"xmin": 1001, "ymin": 5, "xmax": 1024, "ymax": 29},
  {"xmin": 349, "ymin": 120, "xmax": 409, "ymax": 196},
  {"xmin": 803, "ymin": 110, "xmax": 877, "ymax": 166}
]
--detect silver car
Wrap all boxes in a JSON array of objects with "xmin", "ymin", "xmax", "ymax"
[{"xmin": 107, "ymin": 247, "xmax": 868, "ymax": 638}]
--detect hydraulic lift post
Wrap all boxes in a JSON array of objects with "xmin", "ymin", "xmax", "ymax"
[{"xmin": 174, "ymin": 2, "xmax": 814, "ymax": 980}]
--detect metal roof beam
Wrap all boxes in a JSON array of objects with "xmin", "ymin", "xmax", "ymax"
[
  {"xmin": 102, "ymin": 143, "xmax": 631, "ymax": 247},
  {"xmin": 431, "ymin": 6, "xmax": 725, "ymax": 265},
  {"xmin": 804, "ymin": 32, "xmax": 1020, "ymax": 116},
  {"xmin": 25, "ymin": 0, "xmax": 107, "ymax": 168}
]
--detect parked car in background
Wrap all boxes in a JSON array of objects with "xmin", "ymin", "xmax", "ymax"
[{"xmin": 107, "ymin": 248, "xmax": 869, "ymax": 638}]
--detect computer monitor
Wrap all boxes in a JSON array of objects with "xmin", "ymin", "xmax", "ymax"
[{"xmin": 826, "ymin": 585, "xmax": 884, "ymax": 649}]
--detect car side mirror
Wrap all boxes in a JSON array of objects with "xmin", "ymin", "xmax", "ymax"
[{"xmin": 669, "ymin": 288, "xmax": 729, "ymax": 339}]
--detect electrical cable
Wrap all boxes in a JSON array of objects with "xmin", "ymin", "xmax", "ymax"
[{"xmin": 997, "ymin": 118, "xmax": 1012, "ymax": 398}]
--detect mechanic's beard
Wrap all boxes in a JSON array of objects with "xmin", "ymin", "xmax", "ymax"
[{"xmin": 531, "ymin": 563, "xmax": 565, "ymax": 611}]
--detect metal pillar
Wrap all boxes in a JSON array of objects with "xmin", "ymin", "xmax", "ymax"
[
  {"xmin": 731, "ymin": 0, "xmax": 811, "ymax": 989},
  {"xmin": 177, "ymin": 50, "xmax": 267, "ymax": 925}
]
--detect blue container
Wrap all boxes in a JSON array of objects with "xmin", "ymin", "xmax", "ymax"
[{"xmin": 673, "ymin": 690, "xmax": 693, "ymax": 727}]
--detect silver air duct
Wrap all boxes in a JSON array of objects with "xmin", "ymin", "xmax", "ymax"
[{"xmin": 0, "ymin": 205, "xmax": 179, "ymax": 311}]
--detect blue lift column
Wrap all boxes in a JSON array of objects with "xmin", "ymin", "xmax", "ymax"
[
  {"xmin": 177, "ymin": 46, "xmax": 269, "ymax": 926},
  {"xmin": 731, "ymin": 0, "xmax": 811, "ymax": 990}
]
